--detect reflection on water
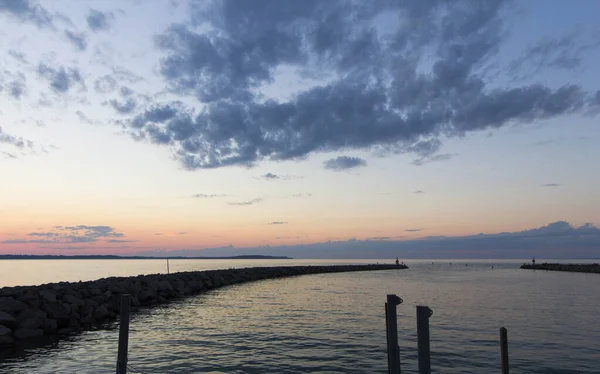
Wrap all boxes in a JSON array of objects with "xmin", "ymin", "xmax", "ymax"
[{"xmin": 1, "ymin": 260, "xmax": 599, "ymax": 373}]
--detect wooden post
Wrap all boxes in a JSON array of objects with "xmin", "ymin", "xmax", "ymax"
[
  {"xmin": 385, "ymin": 294, "xmax": 403, "ymax": 374},
  {"xmin": 116, "ymin": 294, "xmax": 131, "ymax": 374},
  {"xmin": 500, "ymin": 327, "xmax": 509, "ymax": 374},
  {"xmin": 167, "ymin": 258, "xmax": 170, "ymax": 274},
  {"xmin": 416, "ymin": 305, "xmax": 433, "ymax": 374}
]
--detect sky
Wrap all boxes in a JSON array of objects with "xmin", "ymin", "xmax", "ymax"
[{"xmin": 0, "ymin": 0, "xmax": 599, "ymax": 258}]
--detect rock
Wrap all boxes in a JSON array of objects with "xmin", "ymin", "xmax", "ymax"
[
  {"xmin": 44, "ymin": 304, "xmax": 69, "ymax": 320},
  {"xmin": 0, "ymin": 311, "xmax": 16, "ymax": 327},
  {"xmin": 42, "ymin": 319, "xmax": 58, "ymax": 333},
  {"xmin": 0, "ymin": 335, "xmax": 15, "ymax": 345},
  {"xmin": 157, "ymin": 280, "xmax": 173, "ymax": 292},
  {"xmin": 39, "ymin": 290, "xmax": 57, "ymax": 304},
  {"xmin": 14, "ymin": 328, "xmax": 43, "ymax": 340},
  {"xmin": 17, "ymin": 316, "xmax": 42, "ymax": 330},
  {"xmin": 63, "ymin": 294, "xmax": 85, "ymax": 307},
  {"xmin": 0, "ymin": 297, "xmax": 27, "ymax": 314},
  {"xmin": 0, "ymin": 324, "xmax": 11, "ymax": 336},
  {"xmin": 92, "ymin": 305, "xmax": 110, "ymax": 321}
]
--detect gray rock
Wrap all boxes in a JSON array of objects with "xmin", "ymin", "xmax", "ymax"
[
  {"xmin": 17, "ymin": 316, "xmax": 42, "ymax": 330},
  {"xmin": 14, "ymin": 328, "xmax": 43, "ymax": 340},
  {"xmin": 0, "ymin": 311, "xmax": 16, "ymax": 327},
  {"xmin": 0, "ymin": 297, "xmax": 27, "ymax": 314},
  {"xmin": 0, "ymin": 335, "xmax": 14, "ymax": 345},
  {"xmin": 42, "ymin": 319, "xmax": 58, "ymax": 333},
  {"xmin": 92, "ymin": 305, "xmax": 110, "ymax": 320},
  {"xmin": 44, "ymin": 304, "xmax": 69, "ymax": 320},
  {"xmin": 39, "ymin": 289, "xmax": 57, "ymax": 304},
  {"xmin": 0, "ymin": 324, "xmax": 11, "ymax": 336},
  {"xmin": 63, "ymin": 294, "xmax": 85, "ymax": 307},
  {"xmin": 157, "ymin": 280, "xmax": 173, "ymax": 292}
]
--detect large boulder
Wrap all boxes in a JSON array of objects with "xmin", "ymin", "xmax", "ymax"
[
  {"xmin": 0, "ymin": 324, "xmax": 11, "ymax": 336},
  {"xmin": 17, "ymin": 308, "xmax": 47, "ymax": 330},
  {"xmin": 63, "ymin": 294, "xmax": 85, "ymax": 307},
  {"xmin": 39, "ymin": 290, "xmax": 57, "ymax": 304},
  {"xmin": 0, "ymin": 311, "xmax": 16, "ymax": 327},
  {"xmin": 14, "ymin": 328, "xmax": 43, "ymax": 340},
  {"xmin": 0, "ymin": 297, "xmax": 27, "ymax": 314}
]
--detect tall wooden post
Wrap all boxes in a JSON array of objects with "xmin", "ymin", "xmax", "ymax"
[{"xmin": 116, "ymin": 294, "xmax": 131, "ymax": 374}]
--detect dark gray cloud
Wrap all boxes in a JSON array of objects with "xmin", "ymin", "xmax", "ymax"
[
  {"xmin": 64, "ymin": 30, "xmax": 88, "ymax": 51},
  {"xmin": 152, "ymin": 221, "xmax": 600, "ymax": 259},
  {"xmin": 0, "ymin": 0, "xmax": 54, "ymax": 27},
  {"xmin": 120, "ymin": 86, "xmax": 133, "ymax": 96},
  {"xmin": 405, "ymin": 229, "xmax": 423, "ymax": 232},
  {"xmin": 86, "ymin": 9, "xmax": 114, "ymax": 31},
  {"xmin": 8, "ymin": 50, "xmax": 27, "ymax": 64},
  {"xmin": 542, "ymin": 183, "xmax": 560, "ymax": 187},
  {"xmin": 227, "ymin": 198, "xmax": 262, "ymax": 206},
  {"xmin": 37, "ymin": 63, "xmax": 84, "ymax": 94},
  {"xmin": 1, "ymin": 71, "xmax": 27, "ymax": 100},
  {"xmin": 192, "ymin": 193, "xmax": 229, "ymax": 198},
  {"xmin": 1, "ymin": 225, "xmax": 127, "ymax": 245},
  {"xmin": 258, "ymin": 173, "xmax": 300, "ymax": 180},
  {"xmin": 109, "ymin": 98, "xmax": 137, "ymax": 114},
  {"xmin": 268, "ymin": 221, "xmax": 288, "ymax": 225},
  {"xmin": 323, "ymin": 156, "xmax": 367, "ymax": 171},
  {"xmin": 510, "ymin": 29, "xmax": 600, "ymax": 75},
  {"xmin": 121, "ymin": 0, "xmax": 597, "ymax": 170}
]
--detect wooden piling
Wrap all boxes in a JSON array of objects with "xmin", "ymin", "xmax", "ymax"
[
  {"xmin": 385, "ymin": 294, "xmax": 403, "ymax": 374},
  {"xmin": 416, "ymin": 305, "xmax": 432, "ymax": 374},
  {"xmin": 500, "ymin": 327, "xmax": 509, "ymax": 374},
  {"xmin": 116, "ymin": 294, "xmax": 131, "ymax": 374}
]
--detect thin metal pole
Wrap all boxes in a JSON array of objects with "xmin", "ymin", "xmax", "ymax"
[
  {"xmin": 500, "ymin": 327, "xmax": 509, "ymax": 374},
  {"xmin": 116, "ymin": 294, "xmax": 131, "ymax": 374},
  {"xmin": 385, "ymin": 294, "xmax": 403, "ymax": 374},
  {"xmin": 416, "ymin": 305, "xmax": 433, "ymax": 374}
]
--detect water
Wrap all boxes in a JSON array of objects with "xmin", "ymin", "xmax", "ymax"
[{"xmin": 1, "ymin": 259, "xmax": 599, "ymax": 373}]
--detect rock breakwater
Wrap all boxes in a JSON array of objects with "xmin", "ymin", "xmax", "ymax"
[
  {"xmin": 520, "ymin": 263, "xmax": 600, "ymax": 273},
  {"xmin": 0, "ymin": 264, "xmax": 405, "ymax": 348}
]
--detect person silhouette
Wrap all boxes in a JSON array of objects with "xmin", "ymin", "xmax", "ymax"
[{"xmin": 395, "ymin": 257, "xmax": 400, "ymax": 266}]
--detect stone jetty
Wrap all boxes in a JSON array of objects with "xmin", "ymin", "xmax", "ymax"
[
  {"xmin": 520, "ymin": 263, "xmax": 600, "ymax": 274},
  {"xmin": 0, "ymin": 264, "xmax": 406, "ymax": 348}
]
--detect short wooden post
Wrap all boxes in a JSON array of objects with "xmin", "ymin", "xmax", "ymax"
[
  {"xmin": 416, "ymin": 305, "xmax": 433, "ymax": 374},
  {"xmin": 500, "ymin": 327, "xmax": 509, "ymax": 374},
  {"xmin": 116, "ymin": 294, "xmax": 131, "ymax": 374},
  {"xmin": 385, "ymin": 294, "xmax": 403, "ymax": 374},
  {"xmin": 167, "ymin": 258, "xmax": 170, "ymax": 274}
]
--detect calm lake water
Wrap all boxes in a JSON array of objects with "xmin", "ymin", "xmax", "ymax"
[{"xmin": 0, "ymin": 259, "xmax": 599, "ymax": 373}]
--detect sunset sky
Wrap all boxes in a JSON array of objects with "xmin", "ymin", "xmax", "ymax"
[{"xmin": 1, "ymin": 0, "xmax": 599, "ymax": 257}]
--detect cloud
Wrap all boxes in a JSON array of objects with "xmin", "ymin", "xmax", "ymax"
[
  {"xmin": 227, "ymin": 198, "xmax": 263, "ymax": 206},
  {"xmin": 0, "ymin": 0, "xmax": 54, "ymax": 28},
  {"xmin": 268, "ymin": 221, "xmax": 288, "ymax": 225},
  {"xmin": 0, "ymin": 126, "xmax": 34, "ymax": 150},
  {"xmin": 64, "ymin": 30, "xmax": 88, "ymax": 51},
  {"xmin": 258, "ymin": 173, "xmax": 300, "ymax": 180},
  {"xmin": 323, "ymin": 156, "xmax": 367, "ymax": 171},
  {"xmin": 8, "ymin": 50, "xmax": 27, "ymax": 64},
  {"xmin": 86, "ymin": 9, "xmax": 114, "ymax": 31},
  {"xmin": 405, "ymin": 229, "xmax": 423, "ymax": 232},
  {"xmin": 510, "ymin": 29, "xmax": 600, "ymax": 75},
  {"xmin": 109, "ymin": 98, "xmax": 137, "ymax": 114},
  {"xmin": 366, "ymin": 236, "xmax": 392, "ymax": 240},
  {"xmin": 76, "ymin": 110, "xmax": 100, "ymax": 125},
  {"xmin": 542, "ymin": 183, "xmax": 560, "ymax": 187},
  {"xmin": 1, "ymin": 225, "xmax": 128, "ymax": 245},
  {"xmin": 94, "ymin": 75, "xmax": 118, "ymax": 94},
  {"xmin": 413, "ymin": 190, "xmax": 425, "ymax": 194},
  {"xmin": 162, "ymin": 221, "xmax": 600, "ymax": 259},
  {"xmin": 1, "ymin": 71, "xmax": 27, "ymax": 100},
  {"xmin": 117, "ymin": 1, "xmax": 598, "ymax": 170},
  {"xmin": 192, "ymin": 193, "xmax": 229, "ymax": 198},
  {"xmin": 412, "ymin": 153, "xmax": 456, "ymax": 166},
  {"xmin": 178, "ymin": 232, "xmax": 186, "ymax": 235},
  {"xmin": 292, "ymin": 193, "xmax": 312, "ymax": 198},
  {"xmin": 37, "ymin": 63, "xmax": 84, "ymax": 94}
]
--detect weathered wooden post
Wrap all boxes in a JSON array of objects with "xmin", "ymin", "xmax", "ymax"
[
  {"xmin": 167, "ymin": 258, "xmax": 170, "ymax": 274},
  {"xmin": 385, "ymin": 294, "xmax": 403, "ymax": 374},
  {"xmin": 116, "ymin": 294, "xmax": 131, "ymax": 374},
  {"xmin": 500, "ymin": 327, "xmax": 509, "ymax": 374},
  {"xmin": 416, "ymin": 305, "xmax": 433, "ymax": 374}
]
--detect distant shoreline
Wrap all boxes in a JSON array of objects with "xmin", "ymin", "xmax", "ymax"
[
  {"xmin": 520, "ymin": 263, "xmax": 600, "ymax": 274},
  {"xmin": 0, "ymin": 254, "xmax": 291, "ymax": 260}
]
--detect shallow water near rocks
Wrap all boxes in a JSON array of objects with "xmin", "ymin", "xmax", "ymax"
[{"xmin": 1, "ymin": 259, "xmax": 599, "ymax": 373}]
